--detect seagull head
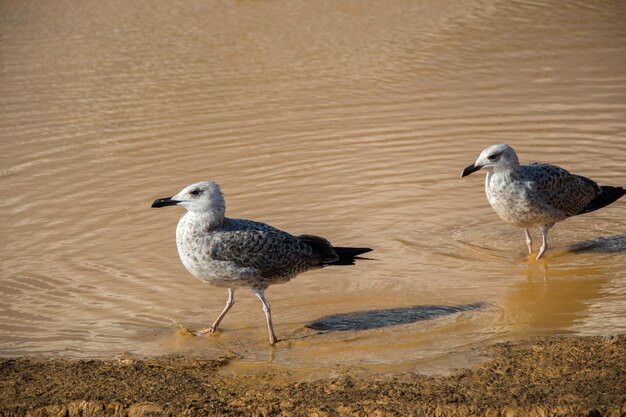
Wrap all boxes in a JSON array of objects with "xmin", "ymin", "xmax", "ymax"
[
  {"xmin": 461, "ymin": 144, "xmax": 520, "ymax": 177},
  {"xmin": 151, "ymin": 181, "xmax": 226, "ymax": 216}
]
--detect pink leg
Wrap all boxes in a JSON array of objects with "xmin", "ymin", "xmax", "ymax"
[
  {"xmin": 524, "ymin": 228, "xmax": 533, "ymax": 254},
  {"xmin": 536, "ymin": 225, "xmax": 550, "ymax": 260},
  {"xmin": 194, "ymin": 288, "xmax": 235, "ymax": 336},
  {"xmin": 252, "ymin": 288, "xmax": 278, "ymax": 345}
]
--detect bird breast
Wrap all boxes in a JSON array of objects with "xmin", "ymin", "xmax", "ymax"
[
  {"xmin": 175, "ymin": 214, "xmax": 211, "ymax": 277},
  {"xmin": 484, "ymin": 172, "xmax": 553, "ymax": 227}
]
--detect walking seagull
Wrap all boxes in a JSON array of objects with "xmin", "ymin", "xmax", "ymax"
[
  {"xmin": 152, "ymin": 181, "xmax": 372, "ymax": 344},
  {"xmin": 461, "ymin": 144, "xmax": 625, "ymax": 259}
]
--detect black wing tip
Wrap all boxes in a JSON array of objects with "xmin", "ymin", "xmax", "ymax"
[
  {"xmin": 298, "ymin": 235, "xmax": 373, "ymax": 265},
  {"xmin": 579, "ymin": 186, "xmax": 626, "ymax": 215},
  {"xmin": 329, "ymin": 247, "xmax": 373, "ymax": 265}
]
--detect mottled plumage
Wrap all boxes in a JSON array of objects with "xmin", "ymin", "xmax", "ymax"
[
  {"xmin": 176, "ymin": 216, "xmax": 336, "ymax": 288},
  {"xmin": 461, "ymin": 144, "xmax": 625, "ymax": 259},
  {"xmin": 523, "ymin": 163, "xmax": 600, "ymax": 215},
  {"xmin": 152, "ymin": 181, "xmax": 371, "ymax": 344}
]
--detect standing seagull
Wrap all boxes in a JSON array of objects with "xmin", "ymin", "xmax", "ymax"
[
  {"xmin": 461, "ymin": 144, "xmax": 625, "ymax": 259},
  {"xmin": 152, "ymin": 181, "xmax": 372, "ymax": 345}
]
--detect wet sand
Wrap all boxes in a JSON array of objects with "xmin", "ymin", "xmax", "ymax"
[{"xmin": 1, "ymin": 335, "xmax": 624, "ymax": 417}]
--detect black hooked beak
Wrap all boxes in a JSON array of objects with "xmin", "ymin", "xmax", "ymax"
[
  {"xmin": 460, "ymin": 163, "xmax": 482, "ymax": 178},
  {"xmin": 151, "ymin": 196, "xmax": 181, "ymax": 208}
]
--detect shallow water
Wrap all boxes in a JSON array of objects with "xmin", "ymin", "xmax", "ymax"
[{"xmin": 1, "ymin": 0, "xmax": 625, "ymax": 377}]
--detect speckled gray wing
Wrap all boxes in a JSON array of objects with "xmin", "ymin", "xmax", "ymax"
[
  {"xmin": 523, "ymin": 163, "xmax": 600, "ymax": 216},
  {"xmin": 208, "ymin": 219, "xmax": 321, "ymax": 280}
]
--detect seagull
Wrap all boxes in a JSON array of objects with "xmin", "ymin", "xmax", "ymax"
[
  {"xmin": 152, "ymin": 181, "xmax": 372, "ymax": 345},
  {"xmin": 461, "ymin": 144, "xmax": 625, "ymax": 259}
]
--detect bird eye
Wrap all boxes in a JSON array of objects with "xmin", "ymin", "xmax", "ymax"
[
  {"xmin": 189, "ymin": 188, "xmax": 201, "ymax": 196},
  {"xmin": 488, "ymin": 153, "xmax": 500, "ymax": 162}
]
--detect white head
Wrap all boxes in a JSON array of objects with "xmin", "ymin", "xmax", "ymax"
[
  {"xmin": 152, "ymin": 181, "xmax": 226, "ymax": 218},
  {"xmin": 460, "ymin": 144, "xmax": 520, "ymax": 177}
]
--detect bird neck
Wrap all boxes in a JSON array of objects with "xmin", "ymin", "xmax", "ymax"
[{"xmin": 183, "ymin": 210, "xmax": 224, "ymax": 230}]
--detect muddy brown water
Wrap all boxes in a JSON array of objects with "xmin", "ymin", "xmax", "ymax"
[{"xmin": 1, "ymin": 0, "xmax": 625, "ymax": 378}]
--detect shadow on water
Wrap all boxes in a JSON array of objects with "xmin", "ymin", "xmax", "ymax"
[
  {"xmin": 568, "ymin": 234, "xmax": 626, "ymax": 254},
  {"xmin": 306, "ymin": 303, "xmax": 485, "ymax": 331}
]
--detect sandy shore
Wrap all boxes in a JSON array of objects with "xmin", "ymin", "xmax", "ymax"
[{"xmin": 1, "ymin": 335, "xmax": 624, "ymax": 417}]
